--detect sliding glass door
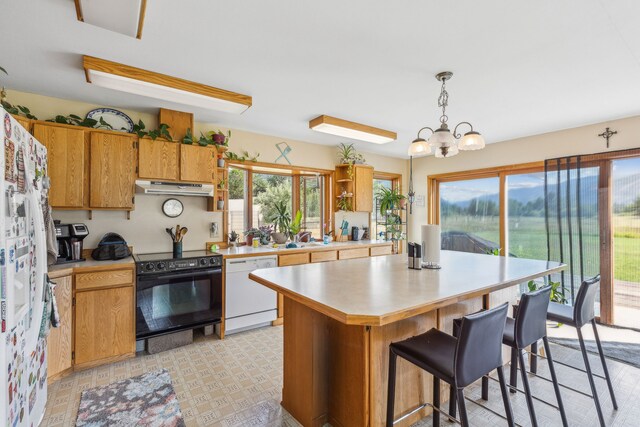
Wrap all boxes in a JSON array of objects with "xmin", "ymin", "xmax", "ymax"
[{"xmin": 612, "ymin": 157, "xmax": 640, "ymax": 329}]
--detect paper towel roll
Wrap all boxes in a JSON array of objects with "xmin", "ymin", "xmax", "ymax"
[{"xmin": 421, "ymin": 225, "xmax": 441, "ymax": 267}]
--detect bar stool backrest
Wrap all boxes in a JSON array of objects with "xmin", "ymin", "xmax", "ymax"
[
  {"xmin": 573, "ymin": 275, "xmax": 601, "ymax": 327},
  {"xmin": 454, "ymin": 302, "xmax": 509, "ymax": 388},
  {"xmin": 515, "ymin": 286, "xmax": 551, "ymax": 348}
]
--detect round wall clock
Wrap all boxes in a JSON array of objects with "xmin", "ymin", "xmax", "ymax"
[{"xmin": 162, "ymin": 198, "xmax": 184, "ymax": 218}]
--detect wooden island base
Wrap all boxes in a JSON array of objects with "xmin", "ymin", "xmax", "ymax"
[{"xmin": 282, "ymin": 295, "xmax": 490, "ymax": 427}]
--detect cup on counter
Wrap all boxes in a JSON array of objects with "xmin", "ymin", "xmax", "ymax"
[
  {"xmin": 323, "ymin": 235, "xmax": 330, "ymax": 245},
  {"xmin": 252, "ymin": 237, "xmax": 260, "ymax": 248},
  {"xmin": 71, "ymin": 241, "xmax": 83, "ymax": 260}
]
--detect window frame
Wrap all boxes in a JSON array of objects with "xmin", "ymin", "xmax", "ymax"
[{"xmin": 228, "ymin": 160, "xmax": 333, "ymax": 237}]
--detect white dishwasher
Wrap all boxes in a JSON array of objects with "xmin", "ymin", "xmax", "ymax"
[{"xmin": 225, "ymin": 255, "xmax": 278, "ymax": 334}]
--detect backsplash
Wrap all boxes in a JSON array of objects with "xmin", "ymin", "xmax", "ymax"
[{"xmin": 53, "ymin": 195, "xmax": 223, "ymax": 254}]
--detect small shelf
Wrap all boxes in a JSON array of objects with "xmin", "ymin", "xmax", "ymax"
[
  {"xmin": 217, "ymin": 167, "xmax": 227, "ymax": 171},
  {"xmin": 336, "ymin": 195, "xmax": 353, "ymax": 198},
  {"xmin": 337, "ymin": 178, "xmax": 353, "ymax": 183},
  {"xmin": 217, "ymin": 188, "xmax": 229, "ymax": 192}
]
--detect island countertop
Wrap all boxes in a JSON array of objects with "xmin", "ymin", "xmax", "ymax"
[{"xmin": 250, "ymin": 250, "xmax": 565, "ymax": 326}]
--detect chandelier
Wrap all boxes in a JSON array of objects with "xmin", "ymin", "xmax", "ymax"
[{"xmin": 408, "ymin": 71, "xmax": 485, "ymax": 159}]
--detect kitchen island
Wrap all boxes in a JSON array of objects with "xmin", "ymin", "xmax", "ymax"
[{"xmin": 249, "ymin": 251, "xmax": 565, "ymax": 427}]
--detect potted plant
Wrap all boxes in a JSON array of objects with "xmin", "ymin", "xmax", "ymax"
[
  {"xmin": 337, "ymin": 143, "xmax": 356, "ymax": 164},
  {"xmin": 289, "ymin": 210, "xmax": 303, "ymax": 241},
  {"xmin": 217, "ymin": 195, "xmax": 225, "ymax": 210},
  {"xmin": 208, "ymin": 129, "xmax": 231, "ymax": 146},
  {"xmin": 376, "ymin": 187, "xmax": 406, "ymax": 218},
  {"xmin": 269, "ymin": 201, "xmax": 291, "ymax": 244},
  {"xmin": 218, "ymin": 177, "xmax": 227, "ymax": 190},
  {"xmin": 244, "ymin": 228, "xmax": 261, "ymax": 246},
  {"xmin": 228, "ymin": 230, "xmax": 239, "ymax": 247},
  {"xmin": 217, "ymin": 154, "xmax": 225, "ymax": 168},
  {"xmin": 337, "ymin": 192, "xmax": 352, "ymax": 211}
]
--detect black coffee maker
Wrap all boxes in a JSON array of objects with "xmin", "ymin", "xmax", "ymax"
[{"xmin": 55, "ymin": 221, "xmax": 89, "ymax": 264}]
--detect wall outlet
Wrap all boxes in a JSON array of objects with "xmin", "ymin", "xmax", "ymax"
[{"xmin": 210, "ymin": 222, "xmax": 219, "ymax": 238}]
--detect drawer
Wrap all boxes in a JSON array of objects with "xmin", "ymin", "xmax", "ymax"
[
  {"xmin": 370, "ymin": 245, "xmax": 392, "ymax": 257},
  {"xmin": 278, "ymin": 252, "xmax": 310, "ymax": 267},
  {"xmin": 75, "ymin": 269, "xmax": 134, "ymax": 291},
  {"xmin": 338, "ymin": 248, "xmax": 370, "ymax": 260},
  {"xmin": 311, "ymin": 250, "xmax": 338, "ymax": 263}
]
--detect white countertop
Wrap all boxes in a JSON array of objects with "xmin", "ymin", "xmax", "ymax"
[
  {"xmin": 216, "ymin": 239, "xmax": 391, "ymax": 258},
  {"xmin": 250, "ymin": 251, "xmax": 565, "ymax": 326}
]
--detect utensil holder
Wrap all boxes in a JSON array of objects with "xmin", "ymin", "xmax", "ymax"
[{"xmin": 173, "ymin": 241, "xmax": 183, "ymax": 258}]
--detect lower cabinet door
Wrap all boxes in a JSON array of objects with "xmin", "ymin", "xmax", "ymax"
[
  {"xmin": 74, "ymin": 286, "xmax": 135, "ymax": 366},
  {"xmin": 47, "ymin": 275, "xmax": 73, "ymax": 379}
]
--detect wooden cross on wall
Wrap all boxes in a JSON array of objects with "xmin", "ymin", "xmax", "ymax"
[{"xmin": 598, "ymin": 127, "xmax": 618, "ymax": 148}]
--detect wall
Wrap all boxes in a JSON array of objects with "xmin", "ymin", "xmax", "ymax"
[
  {"xmin": 408, "ymin": 115, "xmax": 640, "ymax": 237},
  {"xmin": 6, "ymin": 90, "xmax": 407, "ymax": 253}
]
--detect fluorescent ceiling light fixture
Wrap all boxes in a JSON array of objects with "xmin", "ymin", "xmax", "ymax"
[
  {"xmin": 75, "ymin": 0, "xmax": 147, "ymax": 39},
  {"xmin": 83, "ymin": 56, "xmax": 252, "ymax": 114},
  {"xmin": 309, "ymin": 115, "xmax": 396, "ymax": 144}
]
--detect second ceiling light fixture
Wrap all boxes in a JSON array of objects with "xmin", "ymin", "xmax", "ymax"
[{"xmin": 408, "ymin": 71, "xmax": 485, "ymax": 159}]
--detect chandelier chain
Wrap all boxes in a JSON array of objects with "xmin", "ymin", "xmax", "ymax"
[{"xmin": 438, "ymin": 78, "xmax": 449, "ymax": 124}]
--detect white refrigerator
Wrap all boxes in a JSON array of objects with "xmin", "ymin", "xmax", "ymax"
[{"xmin": 1, "ymin": 108, "xmax": 49, "ymax": 426}]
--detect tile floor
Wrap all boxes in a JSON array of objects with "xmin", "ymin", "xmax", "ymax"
[{"xmin": 42, "ymin": 325, "xmax": 639, "ymax": 426}]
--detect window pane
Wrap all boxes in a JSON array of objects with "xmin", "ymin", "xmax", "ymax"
[
  {"xmin": 228, "ymin": 167, "xmax": 247, "ymax": 234},
  {"xmin": 300, "ymin": 176, "xmax": 323, "ymax": 238},
  {"xmin": 440, "ymin": 177, "xmax": 500, "ymax": 254},
  {"xmin": 507, "ymin": 173, "xmax": 546, "ymax": 260},
  {"xmin": 252, "ymin": 173, "xmax": 292, "ymax": 228},
  {"xmin": 373, "ymin": 179, "xmax": 393, "ymax": 239}
]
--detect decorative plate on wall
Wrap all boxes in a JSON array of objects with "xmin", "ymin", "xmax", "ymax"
[{"xmin": 86, "ymin": 108, "xmax": 134, "ymax": 133}]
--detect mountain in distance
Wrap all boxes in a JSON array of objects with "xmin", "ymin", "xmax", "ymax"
[{"xmin": 444, "ymin": 173, "xmax": 640, "ymax": 207}]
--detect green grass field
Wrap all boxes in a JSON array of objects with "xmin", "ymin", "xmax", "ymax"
[{"xmin": 442, "ymin": 215, "xmax": 640, "ymax": 282}]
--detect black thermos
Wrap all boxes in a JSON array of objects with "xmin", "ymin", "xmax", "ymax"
[{"xmin": 407, "ymin": 242, "xmax": 415, "ymax": 269}]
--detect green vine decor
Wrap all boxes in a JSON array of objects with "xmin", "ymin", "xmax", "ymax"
[
  {"xmin": 48, "ymin": 114, "xmax": 114, "ymax": 129},
  {"xmin": 224, "ymin": 150, "xmax": 260, "ymax": 162},
  {"xmin": 1, "ymin": 66, "xmax": 38, "ymax": 119},
  {"xmin": 132, "ymin": 120, "xmax": 172, "ymax": 141}
]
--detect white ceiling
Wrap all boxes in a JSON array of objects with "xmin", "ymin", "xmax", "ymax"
[{"xmin": 1, "ymin": 0, "xmax": 639, "ymax": 158}]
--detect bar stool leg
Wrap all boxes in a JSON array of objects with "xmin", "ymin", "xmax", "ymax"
[
  {"xmin": 433, "ymin": 377, "xmax": 440, "ymax": 427},
  {"xmin": 542, "ymin": 336, "xmax": 568, "ymax": 427},
  {"xmin": 530, "ymin": 340, "xmax": 538, "ymax": 374},
  {"xmin": 448, "ymin": 384, "xmax": 457, "ymax": 419},
  {"xmin": 497, "ymin": 366, "xmax": 515, "ymax": 427},
  {"xmin": 592, "ymin": 319, "xmax": 618, "ymax": 410},
  {"xmin": 456, "ymin": 388, "xmax": 469, "ymax": 427},
  {"xmin": 517, "ymin": 350, "xmax": 539, "ymax": 427},
  {"xmin": 481, "ymin": 375, "xmax": 489, "ymax": 400},
  {"xmin": 577, "ymin": 327, "xmax": 606, "ymax": 427},
  {"xmin": 386, "ymin": 350, "xmax": 397, "ymax": 427},
  {"xmin": 509, "ymin": 347, "xmax": 518, "ymax": 394}
]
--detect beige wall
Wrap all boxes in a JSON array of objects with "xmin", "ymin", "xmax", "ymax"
[
  {"xmin": 408, "ymin": 114, "xmax": 640, "ymax": 238},
  {"xmin": 7, "ymin": 90, "xmax": 407, "ymax": 253}
]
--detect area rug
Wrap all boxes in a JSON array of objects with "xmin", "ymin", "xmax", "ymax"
[
  {"xmin": 549, "ymin": 337, "xmax": 640, "ymax": 369},
  {"xmin": 75, "ymin": 369, "xmax": 185, "ymax": 427}
]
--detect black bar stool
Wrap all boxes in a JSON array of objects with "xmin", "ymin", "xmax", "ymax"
[
  {"xmin": 544, "ymin": 276, "xmax": 618, "ymax": 427},
  {"xmin": 386, "ymin": 303, "xmax": 514, "ymax": 427},
  {"xmin": 491, "ymin": 287, "xmax": 568, "ymax": 426}
]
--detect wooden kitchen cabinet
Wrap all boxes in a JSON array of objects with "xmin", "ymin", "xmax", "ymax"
[
  {"xmin": 137, "ymin": 138, "xmax": 179, "ymax": 181},
  {"xmin": 47, "ymin": 274, "xmax": 73, "ymax": 380},
  {"xmin": 33, "ymin": 123, "xmax": 86, "ymax": 208},
  {"xmin": 74, "ymin": 272, "xmax": 135, "ymax": 367},
  {"xmin": 12, "ymin": 115, "xmax": 32, "ymax": 132},
  {"xmin": 180, "ymin": 144, "xmax": 215, "ymax": 183},
  {"xmin": 90, "ymin": 132, "xmax": 136, "ymax": 209},
  {"xmin": 334, "ymin": 164, "xmax": 373, "ymax": 212}
]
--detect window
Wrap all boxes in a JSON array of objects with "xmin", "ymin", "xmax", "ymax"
[
  {"xmin": 227, "ymin": 164, "xmax": 330, "ymax": 239},
  {"xmin": 439, "ymin": 177, "xmax": 500, "ymax": 254},
  {"xmin": 300, "ymin": 175, "xmax": 323, "ymax": 237},
  {"xmin": 506, "ymin": 172, "xmax": 546, "ymax": 260},
  {"xmin": 252, "ymin": 173, "xmax": 292, "ymax": 228},
  {"xmin": 228, "ymin": 167, "xmax": 247, "ymax": 233},
  {"xmin": 372, "ymin": 178, "xmax": 393, "ymax": 239}
]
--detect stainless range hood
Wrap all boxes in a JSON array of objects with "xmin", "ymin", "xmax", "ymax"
[{"xmin": 135, "ymin": 180, "xmax": 214, "ymax": 197}]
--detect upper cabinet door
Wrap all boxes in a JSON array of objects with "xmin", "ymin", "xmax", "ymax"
[
  {"xmin": 90, "ymin": 132, "xmax": 136, "ymax": 209},
  {"xmin": 180, "ymin": 144, "xmax": 215, "ymax": 183},
  {"xmin": 138, "ymin": 138, "xmax": 179, "ymax": 181},
  {"xmin": 33, "ymin": 123, "xmax": 86, "ymax": 208},
  {"xmin": 354, "ymin": 165, "xmax": 373, "ymax": 212}
]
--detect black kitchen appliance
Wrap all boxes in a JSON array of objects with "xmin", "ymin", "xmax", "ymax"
[
  {"xmin": 54, "ymin": 221, "xmax": 89, "ymax": 264},
  {"xmin": 351, "ymin": 226, "xmax": 360, "ymax": 241},
  {"xmin": 134, "ymin": 250, "xmax": 223, "ymax": 339}
]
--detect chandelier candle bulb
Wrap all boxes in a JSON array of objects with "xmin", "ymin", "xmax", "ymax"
[{"xmin": 421, "ymin": 225, "xmax": 441, "ymax": 269}]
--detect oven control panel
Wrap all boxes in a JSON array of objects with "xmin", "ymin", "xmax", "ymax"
[{"xmin": 136, "ymin": 255, "xmax": 223, "ymax": 275}]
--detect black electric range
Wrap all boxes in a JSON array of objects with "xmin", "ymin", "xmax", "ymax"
[{"xmin": 133, "ymin": 250, "xmax": 223, "ymax": 339}]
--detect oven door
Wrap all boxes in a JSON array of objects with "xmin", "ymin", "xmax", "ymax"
[{"xmin": 136, "ymin": 267, "xmax": 222, "ymax": 339}]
